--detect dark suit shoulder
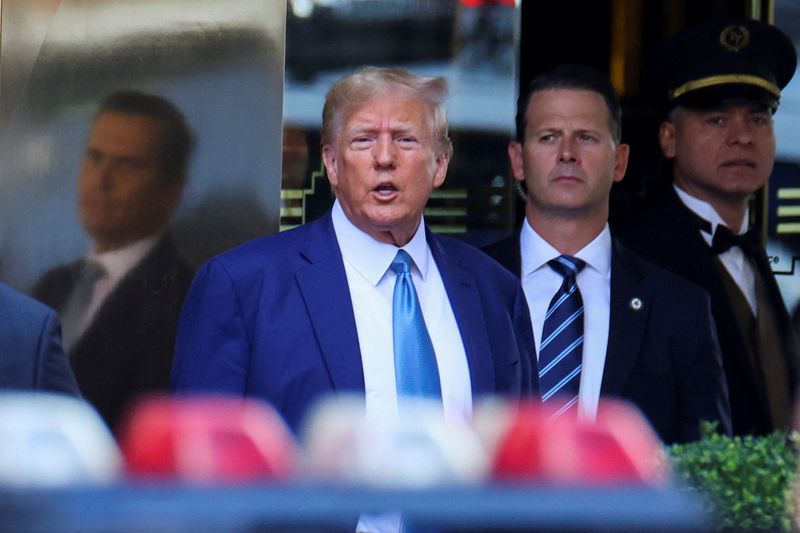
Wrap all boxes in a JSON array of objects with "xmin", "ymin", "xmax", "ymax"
[
  {"xmin": 613, "ymin": 238, "xmax": 710, "ymax": 304},
  {"xmin": 433, "ymin": 233, "xmax": 521, "ymax": 288},
  {"xmin": 30, "ymin": 261, "xmax": 82, "ymax": 311},
  {"xmin": 615, "ymin": 189, "xmax": 700, "ymax": 264},
  {"xmin": 481, "ymin": 233, "xmax": 516, "ymax": 256},
  {"xmin": 134, "ymin": 235, "xmax": 194, "ymax": 292},
  {"xmin": 481, "ymin": 233, "xmax": 520, "ymax": 277}
]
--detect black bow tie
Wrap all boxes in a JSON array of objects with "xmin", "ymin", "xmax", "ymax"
[
  {"xmin": 711, "ymin": 225, "xmax": 760, "ymax": 256},
  {"xmin": 686, "ymin": 210, "xmax": 762, "ymax": 257}
]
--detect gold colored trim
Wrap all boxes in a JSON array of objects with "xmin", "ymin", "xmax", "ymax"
[
  {"xmin": 423, "ymin": 207, "xmax": 467, "ymax": 217},
  {"xmin": 428, "ymin": 225, "xmax": 467, "ymax": 234},
  {"xmin": 669, "ymin": 74, "xmax": 780, "ymax": 100},
  {"xmin": 610, "ymin": 0, "xmax": 642, "ymax": 96},
  {"xmin": 778, "ymin": 188, "xmax": 800, "ymax": 200},
  {"xmin": 749, "ymin": 0, "xmax": 761, "ymax": 20},
  {"xmin": 747, "ymin": 0, "xmax": 774, "ymax": 24},
  {"xmin": 280, "ymin": 207, "xmax": 304, "ymax": 217},
  {"xmin": 430, "ymin": 189, "xmax": 468, "ymax": 199},
  {"xmin": 777, "ymin": 223, "xmax": 800, "ymax": 234},
  {"xmin": 760, "ymin": 178, "xmax": 769, "ymax": 244}
]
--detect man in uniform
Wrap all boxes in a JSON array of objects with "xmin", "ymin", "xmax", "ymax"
[{"xmin": 619, "ymin": 19, "xmax": 799, "ymax": 435}]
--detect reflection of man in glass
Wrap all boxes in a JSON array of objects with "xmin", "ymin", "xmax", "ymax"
[{"xmin": 33, "ymin": 90, "xmax": 195, "ymax": 431}]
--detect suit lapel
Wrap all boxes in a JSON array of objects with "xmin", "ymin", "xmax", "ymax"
[
  {"xmin": 665, "ymin": 191, "xmax": 766, "ymax": 385},
  {"xmin": 601, "ymin": 239, "xmax": 650, "ymax": 396},
  {"xmin": 667, "ymin": 192, "xmax": 730, "ymax": 310},
  {"xmin": 670, "ymin": 191, "xmax": 798, "ymax": 393},
  {"xmin": 757, "ymin": 249, "xmax": 800, "ymax": 387},
  {"xmin": 428, "ymin": 231, "xmax": 494, "ymax": 395},
  {"xmin": 72, "ymin": 239, "xmax": 174, "ymax": 358},
  {"xmin": 295, "ymin": 214, "xmax": 365, "ymax": 393}
]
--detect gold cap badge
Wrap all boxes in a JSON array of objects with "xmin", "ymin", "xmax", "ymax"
[{"xmin": 720, "ymin": 25, "xmax": 750, "ymax": 52}]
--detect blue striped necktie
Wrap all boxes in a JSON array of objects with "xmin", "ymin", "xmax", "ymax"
[
  {"xmin": 539, "ymin": 255, "xmax": 585, "ymax": 417},
  {"xmin": 390, "ymin": 250, "xmax": 441, "ymax": 399}
]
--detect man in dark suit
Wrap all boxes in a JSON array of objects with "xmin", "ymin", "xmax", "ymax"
[
  {"xmin": 172, "ymin": 66, "xmax": 537, "ymax": 440},
  {"xmin": 33, "ymin": 90, "xmax": 194, "ymax": 431},
  {"xmin": 484, "ymin": 64, "xmax": 730, "ymax": 444},
  {"xmin": 618, "ymin": 20, "xmax": 799, "ymax": 436},
  {"xmin": 0, "ymin": 284, "xmax": 79, "ymax": 396}
]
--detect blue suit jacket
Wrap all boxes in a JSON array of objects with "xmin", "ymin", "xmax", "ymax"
[
  {"xmin": 0, "ymin": 283, "xmax": 79, "ymax": 395},
  {"xmin": 172, "ymin": 212, "xmax": 538, "ymax": 432},
  {"xmin": 484, "ymin": 232, "xmax": 732, "ymax": 444}
]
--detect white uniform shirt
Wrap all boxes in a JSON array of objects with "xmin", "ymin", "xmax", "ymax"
[{"xmin": 675, "ymin": 185, "xmax": 756, "ymax": 314}]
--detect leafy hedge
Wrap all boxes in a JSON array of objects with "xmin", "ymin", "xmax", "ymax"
[{"xmin": 668, "ymin": 423, "xmax": 798, "ymax": 531}]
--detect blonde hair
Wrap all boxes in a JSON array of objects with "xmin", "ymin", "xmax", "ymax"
[{"xmin": 321, "ymin": 66, "xmax": 452, "ymax": 158}]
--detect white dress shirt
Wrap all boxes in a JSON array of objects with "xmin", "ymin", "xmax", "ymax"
[
  {"xmin": 332, "ymin": 201, "xmax": 472, "ymax": 423},
  {"xmin": 675, "ymin": 185, "xmax": 757, "ymax": 315},
  {"xmin": 519, "ymin": 218, "xmax": 611, "ymax": 420},
  {"xmin": 72, "ymin": 234, "xmax": 160, "ymax": 340},
  {"xmin": 332, "ymin": 201, "xmax": 472, "ymax": 533}
]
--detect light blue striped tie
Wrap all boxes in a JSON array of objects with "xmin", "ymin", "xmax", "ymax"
[
  {"xmin": 390, "ymin": 250, "xmax": 441, "ymax": 399},
  {"xmin": 539, "ymin": 255, "xmax": 585, "ymax": 417}
]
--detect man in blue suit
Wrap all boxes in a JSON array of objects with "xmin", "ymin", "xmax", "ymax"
[
  {"xmin": 172, "ymin": 67, "xmax": 537, "ymax": 439},
  {"xmin": 0, "ymin": 283, "xmax": 79, "ymax": 395},
  {"xmin": 484, "ymin": 65, "xmax": 731, "ymax": 444}
]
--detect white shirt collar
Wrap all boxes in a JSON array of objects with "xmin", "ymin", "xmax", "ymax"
[
  {"xmin": 331, "ymin": 200, "xmax": 429, "ymax": 286},
  {"xmin": 88, "ymin": 233, "xmax": 161, "ymax": 283},
  {"xmin": 520, "ymin": 217, "xmax": 612, "ymax": 278},
  {"xmin": 674, "ymin": 184, "xmax": 749, "ymax": 236}
]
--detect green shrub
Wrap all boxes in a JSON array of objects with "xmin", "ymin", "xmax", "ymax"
[{"xmin": 668, "ymin": 423, "xmax": 798, "ymax": 531}]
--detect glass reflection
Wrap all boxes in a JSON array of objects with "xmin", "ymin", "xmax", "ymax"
[
  {"xmin": 0, "ymin": 0, "xmax": 286, "ymax": 431},
  {"xmin": 770, "ymin": 1, "xmax": 800, "ymax": 329},
  {"xmin": 282, "ymin": 0, "xmax": 519, "ymax": 246}
]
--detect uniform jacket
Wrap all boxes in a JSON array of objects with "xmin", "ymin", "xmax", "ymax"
[{"xmin": 617, "ymin": 187, "xmax": 800, "ymax": 436}]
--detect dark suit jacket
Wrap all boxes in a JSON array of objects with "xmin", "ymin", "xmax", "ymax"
[
  {"xmin": 0, "ymin": 283, "xmax": 79, "ymax": 395},
  {"xmin": 171, "ymin": 211, "xmax": 539, "ymax": 433},
  {"xmin": 483, "ymin": 232, "xmax": 732, "ymax": 444},
  {"xmin": 33, "ymin": 234, "xmax": 194, "ymax": 431},
  {"xmin": 617, "ymin": 187, "xmax": 800, "ymax": 436}
]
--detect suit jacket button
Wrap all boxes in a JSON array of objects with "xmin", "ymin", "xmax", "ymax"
[{"xmin": 629, "ymin": 297, "xmax": 643, "ymax": 311}]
